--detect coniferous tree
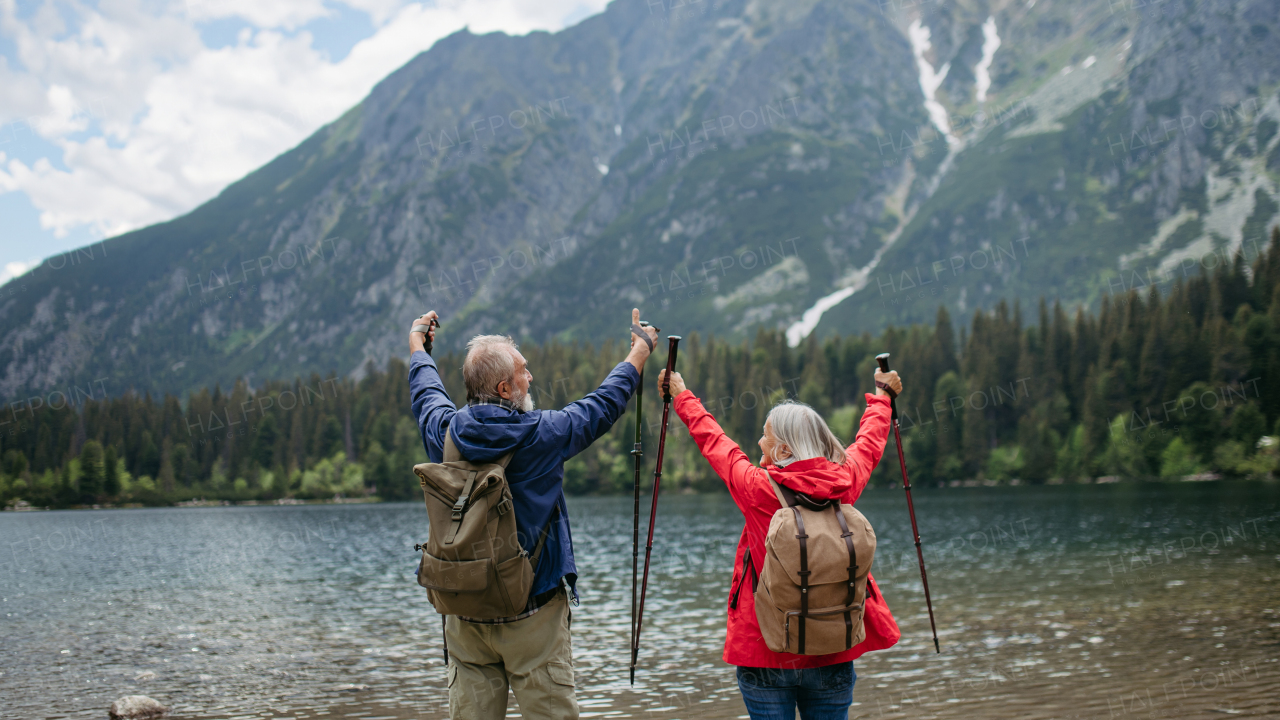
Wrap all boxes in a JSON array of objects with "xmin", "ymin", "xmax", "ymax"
[
  {"xmin": 78, "ymin": 440, "xmax": 104, "ymax": 504},
  {"xmin": 103, "ymin": 445, "xmax": 120, "ymax": 496}
]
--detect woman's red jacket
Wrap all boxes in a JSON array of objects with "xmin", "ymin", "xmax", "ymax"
[{"xmin": 672, "ymin": 390, "xmax": 901, "ymax": 669}]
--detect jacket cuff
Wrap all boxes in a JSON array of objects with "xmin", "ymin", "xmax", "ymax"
[
  {"xmin": 865, "ymin": 393, "xmax": 891, "ymax": 407},
  {"xmin": 411, "ymin": 350, "xmax": 437, "ymax": 369},
  {"xmin": 612, "ymin": 361, "xmax": 641, "ymax": 394},
  {"xmin": 673, "ymin": 389, "xmax": 699, "ymax": 418},
  {"xmin": 616, "ymin": 360, "xmax": 640, "ymax": 381}
]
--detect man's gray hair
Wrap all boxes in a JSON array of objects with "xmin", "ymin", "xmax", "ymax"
[
  {"xmin": 766, "ymin": 400, "xmax": 846, "ymax": 467},
  {"xmin": 463, "ymin": 335, "xmax": 519, "ymax": 400}
]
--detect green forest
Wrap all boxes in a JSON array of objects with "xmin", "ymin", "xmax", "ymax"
[{"xmin": 4, "ymin": 229, "xmax": 1280, "ymax": 509}]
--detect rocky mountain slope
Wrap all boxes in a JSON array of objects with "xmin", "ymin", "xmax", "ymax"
[
  {"xmin": 810, "ymin": 0, "xmax": 1280, "ymax": 339},
  {"xmin": 1, "ymin": 0, "xmax": 1277, "ymax": 399}
]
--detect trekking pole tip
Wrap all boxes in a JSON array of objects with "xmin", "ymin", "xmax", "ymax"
[
  {"xmin": 934, "ymin": 637, "xmax": 940, "ymax": 654},
  {"xmin": 629, "ymin": 667, "xmax": 635, "ymax": 685}
]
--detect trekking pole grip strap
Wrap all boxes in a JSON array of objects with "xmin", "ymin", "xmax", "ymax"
[
  {"xmin": 412, "ymin": 320, "xmax": 437, "ymax": 353},
  {"xmin": 631, "ymin": 323, "xmax": 654, "ymax": 352}
]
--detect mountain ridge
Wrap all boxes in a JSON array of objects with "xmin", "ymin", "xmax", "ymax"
[{"xmin": 1, "ymin": 0, "xmax": 1278, "ymax": 400}]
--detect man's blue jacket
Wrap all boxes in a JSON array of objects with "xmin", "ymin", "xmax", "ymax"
[{"xmin": 409, "ymin": 349, "xmax": 639, "ymax": 602}]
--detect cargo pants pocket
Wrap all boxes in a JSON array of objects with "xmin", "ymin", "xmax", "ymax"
[{"xmin": 548, "ymin": 661, "xmax": 575, "ymax": 687}]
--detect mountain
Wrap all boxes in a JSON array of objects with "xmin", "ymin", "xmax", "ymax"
[
  {"xmin": 1, "ymin": 0, "xmax": 1278, "ymax": 399},
  {"xmin": 811, "ymin": 0, "xmax": 1280, "ymax": 340}
]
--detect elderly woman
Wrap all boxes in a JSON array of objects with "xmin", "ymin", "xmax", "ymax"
[{"xmin": 658, "ymin": 367, "xmax": 903, "ymax": 720}]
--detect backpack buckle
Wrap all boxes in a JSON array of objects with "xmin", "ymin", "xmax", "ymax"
[
  {"xmin": 451, "ymin": 493, "xmax": 470, "ymax": 521},
  {"xmin": 449, "ymin": 474, "xmax": 477, "ymax": 522}
]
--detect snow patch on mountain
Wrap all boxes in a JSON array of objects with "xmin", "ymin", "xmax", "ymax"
[{"xmin": 975, "ymin": 17, "xmax": 1001, "ymax": 104}]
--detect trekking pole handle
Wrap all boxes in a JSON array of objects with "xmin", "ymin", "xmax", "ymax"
[
  {"xmin": 875, "ymin": 353, "xmax": 897, "ymax": 398},
  {"xmin": 662, "ymin": 336, "xmax": 682, "ymax": 402},
  {"xmin": 412, "ymin": 317, "xmax": 441, "ymax": 354},
  {"xmin": 875, "ymin": 353, "xmax": 899, "ymax": 416}
]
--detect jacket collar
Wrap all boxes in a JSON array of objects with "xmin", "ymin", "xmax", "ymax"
[
  {"xmin": 765, "ymin": 456, "xmax": 852, "ymax": 499},
  {"xmin": 467, "ymin": 396, "xmax": 525, "ymax": 413}
]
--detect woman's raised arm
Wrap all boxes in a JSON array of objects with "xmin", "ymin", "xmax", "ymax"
[
  {"xmin": 663, "ymin": 371, "xmax": 766, "ymax": 505},
  {"xmin": 844, "ymin": 395, "xmax": 894, "ymax": 502}
]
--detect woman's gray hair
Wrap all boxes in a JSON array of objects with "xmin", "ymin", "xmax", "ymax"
[
  {"xmin": 463, "ymin": 335, "xmax": 518, "ymax": 400},
  {"xmin": 766, "ymin": 400, "xmax": 846, "ymax": 467}
]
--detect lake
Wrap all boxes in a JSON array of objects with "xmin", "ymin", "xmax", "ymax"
[{"xmin": 1, "ymin": 482, "xmax": 1277, "ymax": 719}]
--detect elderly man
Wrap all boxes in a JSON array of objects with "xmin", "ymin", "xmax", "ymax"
[{"xmin": 407, "ymin": 308, "xmax": 658, "ymax": 719}]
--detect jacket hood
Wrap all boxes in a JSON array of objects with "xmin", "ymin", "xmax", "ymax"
[
  {"xmin": 763, "ymin": 456, "xmax": 851, "ymax": 500},
  {"xmin": 449, "ymin": 405, "xmax": 541, "ymax": 463}
]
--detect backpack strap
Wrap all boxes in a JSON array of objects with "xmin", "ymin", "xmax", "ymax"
[
  {"xmin": 444, "ymin": 430, "xmax": 462, "ymax": 462},
  {"xmin": 441, "ymin": 431, "xmax": 515, "ymax": 545},
  {"xmin": 792, "ymin": 503, "xmax": 810, "ymax": 654},
  {"xmin": 765, "ymin": 471, "xmax": 794, "ymax": 508},
  {"xmin": 833, "ymin": 503, "xmax": 858, "ymax": 649}
]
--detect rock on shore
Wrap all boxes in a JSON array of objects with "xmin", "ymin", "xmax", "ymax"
[{"xmin": 109, "ymin": 695, "xmax": 168, "ymax": 719}]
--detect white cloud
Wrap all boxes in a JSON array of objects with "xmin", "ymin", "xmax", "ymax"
[
  {"xmin": 339, "ymin": 0, "xmax": 415, "ymax": 26},
  {"xmin": 0, "ymin": 260, "xmax": 34, "ymax": 284},
  {"xmin": 0, "ymin": 56, "xmax": 49, "ymax": 120},
  {"xmin": 32, "ymin": 84, "xmax": 91, "ymax": 136},
  {"xmin": 183, "ymin": 0, "xmax": 332, "ymax": 29},
  {"xmin": 0, "ymin": 0, "xmax": 607, "ymax": 248}
]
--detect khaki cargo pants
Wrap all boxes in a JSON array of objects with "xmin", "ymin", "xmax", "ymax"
[{"xmin": 445, "ymin": 590, "xmax": 578, "ymax": 719}]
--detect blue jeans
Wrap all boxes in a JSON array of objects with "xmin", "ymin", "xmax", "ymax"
[{"xmin": 736, "ymin": 662, "xmax": 856, "ymax": 720}]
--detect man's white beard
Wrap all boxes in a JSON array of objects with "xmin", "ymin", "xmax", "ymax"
[{"xmin": 512, "ymin": 387, "xmax": 535, "ymax": 412}]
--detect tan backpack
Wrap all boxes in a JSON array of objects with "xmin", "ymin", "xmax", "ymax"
[
  {"xmin": 413, "ymin": 432, "xmax": 554, "ymax": 619},
  {"xmin": 754, "ymin": 472, "xmax": 877, "ymax": 655}
]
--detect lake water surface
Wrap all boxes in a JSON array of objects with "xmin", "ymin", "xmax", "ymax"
[{"xmin": 2, "ymin": 482, "xmax": 1277, "ymax": 719}]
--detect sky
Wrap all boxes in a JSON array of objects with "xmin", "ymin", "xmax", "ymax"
[{"xmin": 0, "ymin": 0, "xmax": 608, "ymax": 284}]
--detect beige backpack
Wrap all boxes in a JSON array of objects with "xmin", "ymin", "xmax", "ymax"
[
  {"xmin": 413, "ymin": 432, "xmax": 554, "ymax": 619},
  {"xmin": 754, "ymin": 472, "xmax": 877, "ymax": 655}
]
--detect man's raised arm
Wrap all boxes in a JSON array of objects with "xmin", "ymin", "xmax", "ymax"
[
  {"xmin": 551, "ymin": 308, "xmax": 658, "ymax": 459},
  {"xmin": 408, "ymin": 311, "xmax": 455, "ymax": 462}
]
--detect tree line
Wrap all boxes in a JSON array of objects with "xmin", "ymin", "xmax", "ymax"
[{"xmin": 3, "ymin": 229, "xmax": 1279, "ymax": 509}]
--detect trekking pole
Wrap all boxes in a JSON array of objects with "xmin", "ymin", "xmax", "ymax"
[
  {"xmin": 875, "ymin": 353, "xmax": 940, "ymax": 654},
  {"xmin": 628, "ymin": 321, "xmax": 654, "ymax": 677},
  {"xmin": 631, "ymin": 335, "xmax": 680, "ymax": 684}
]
